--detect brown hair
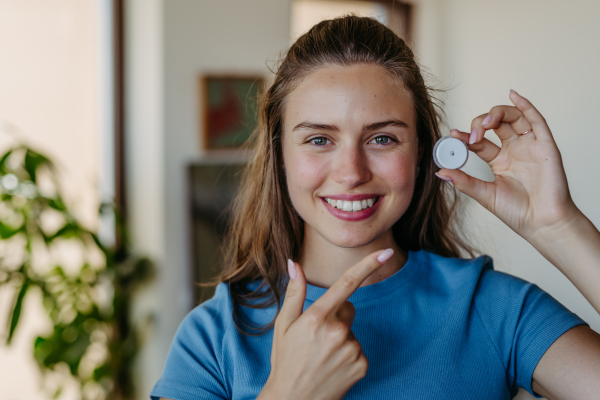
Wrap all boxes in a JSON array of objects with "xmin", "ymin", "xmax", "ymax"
[{"xmin": 199, "ymin": 15, "xmax": 479, "ymax": 335}]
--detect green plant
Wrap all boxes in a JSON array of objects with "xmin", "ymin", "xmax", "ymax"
[{"xmin": 0, "ymin": 144, "xmax": 153, "ymax": 400}]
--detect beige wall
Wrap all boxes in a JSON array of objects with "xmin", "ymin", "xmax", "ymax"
[
  {"xmin": 0, "ymin": 0, "xmax": 100, "ymax": 226},
  {"xmin": 0, "ymin": 0, "xmax": 101, "ymax": 399},
  {"xmin": 291, "ymin": 0, "xmax": 388, "ymax": 41}
]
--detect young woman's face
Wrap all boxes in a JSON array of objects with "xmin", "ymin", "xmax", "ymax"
[{"xmin": 282, "ymin": 64, "xmax": 421, "ymax": 248}]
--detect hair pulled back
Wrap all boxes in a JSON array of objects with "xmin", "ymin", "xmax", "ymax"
[{"xmin": 199, "ymin": 15, "xmax": 478, "ymax": 336}]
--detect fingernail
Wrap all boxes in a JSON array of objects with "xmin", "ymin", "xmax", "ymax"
[
  {"xmin": 468, "ymin": 129, "xmax": 477, "ymax": 145},
  {"xmin": 435, "ymin": 172, "xmax": 453, "ymax": 182},
  {"xmin": 287, "ymin": 259, "xmax": 297, "ymax": 280},
  {"xmin": 482, "ymin": 115, "xmax": 492, "ymax": 126},
  {"xmin": 377, "ymin": 248, "xmax": 394, "ymax": 263},
  {"xmin": 510, "ymin": 89, "xmax": 518, "ymax": 96}
]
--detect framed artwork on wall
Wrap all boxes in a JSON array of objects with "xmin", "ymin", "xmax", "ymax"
[{"xmin": 199, "ymin": 74, "xmax": 265, "ymax": 150}]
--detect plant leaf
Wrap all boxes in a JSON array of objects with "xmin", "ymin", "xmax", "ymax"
[
  {"xmin": 7, "ymin": 277, "xmax": 29, "ymax": 344},
  {"xmin": 0, "ymin": 149, "xmax": 13, "ymax": 173},
  {"xmin": 93, "ymin": 364, "xmax": 112, "ymax": 381},
  {"xmin": 48, "ymin": 197, "xmax": 67, "ymax": 212},
  {"xmin": 0, "ymin": 221, "xmax": 23, "ymax": 239},
  {"xmin": 48, "ymin": 223, "xmax": 80, "ymax": 241},
  {"xmin": 24, "ymin": 149, "xmax": 51, "ymax": 183}
]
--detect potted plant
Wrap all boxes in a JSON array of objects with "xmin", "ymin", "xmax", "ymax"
[{"xmin": 0, "ymin": 144, "xmax": 153, "ymax": 400}]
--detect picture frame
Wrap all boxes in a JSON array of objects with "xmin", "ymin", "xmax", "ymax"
[{"xmin": 199, "ymin": 74, "xmax": 265, "ymax": 150}]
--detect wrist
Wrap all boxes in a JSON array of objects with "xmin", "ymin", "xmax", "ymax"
[
  {"xmin": 530, "ymin": 205, "xmax": 586, "ymax": 246},
  {"xmin": 528, "ymin": 207, "xmax": 600, "ymax": 315},
  {"xmin": 257, "ymin": 377, "xmax": 291, "ymax": 400},
  {"xmin": 530, "ymin": 208, "xmax": 598, "ymax": 271}
]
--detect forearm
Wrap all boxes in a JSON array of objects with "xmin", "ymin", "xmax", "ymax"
[{"xmin": 529, "ymin": 209, "xmax": 600, "ymax": 315}]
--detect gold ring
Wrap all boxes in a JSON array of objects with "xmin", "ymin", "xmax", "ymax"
[{"xmin": 519, "ymin": 128, "xmax": 533, "ymax": 135}]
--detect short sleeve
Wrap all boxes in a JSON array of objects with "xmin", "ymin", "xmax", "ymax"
[
  {"xmin": 150, "ymin": 283, "xmax": 231, "ymax": 400},
  {"xmin": 474, "ymin": 264, "xmax": 589, "ymax": 398}
]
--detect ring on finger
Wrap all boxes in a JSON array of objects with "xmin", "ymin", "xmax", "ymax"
[{"xmin": 518, "ymin": 128, "xmax": 533, "ymax": 136}]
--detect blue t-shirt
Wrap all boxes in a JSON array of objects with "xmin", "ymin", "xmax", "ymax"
[{"xmin": 150, "ymin": 249, "xmax": 588, "ymax": 400}]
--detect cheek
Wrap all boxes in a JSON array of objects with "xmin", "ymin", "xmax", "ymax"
[
  {"xmin": 369, "ymin": 152, "xmax": 414, "ymax": 190},
  {"xmin": 285, "ymin": 152, "xmax": 328, "ymax": 201}
]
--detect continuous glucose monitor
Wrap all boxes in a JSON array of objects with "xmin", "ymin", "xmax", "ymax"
[{"xmin": 433, "ymin": 136, "xmax": 468, "ymax": 170}]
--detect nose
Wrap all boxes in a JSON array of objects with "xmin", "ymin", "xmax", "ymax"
[{"xmin": 331, "ymin": 143, "xmax": 372, "ymax": 188}]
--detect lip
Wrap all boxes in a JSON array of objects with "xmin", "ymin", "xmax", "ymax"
[
  {"xmin": 321, "ymin": 193, "xmax": 381, "ymax": 201},
  {"xmin": 320, "ymin": 196, "xmax": 383, "ymax": 221}
]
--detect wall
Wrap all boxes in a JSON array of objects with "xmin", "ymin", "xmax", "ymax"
[
  {"xmin": 0, "ymin": 0, "xmax": 100, "ymax": 227},
  {"xmin": 125, "ymin": 0, "xmax": 165, "ymax": 397},
  {"xmin": 291, "ymin": 0, "xmax": 388, "ymax": 41}
]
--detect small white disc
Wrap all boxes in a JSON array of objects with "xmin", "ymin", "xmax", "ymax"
[{"xmin": 432, "ymin": 136, "xmax": 468, "ymax": 170}]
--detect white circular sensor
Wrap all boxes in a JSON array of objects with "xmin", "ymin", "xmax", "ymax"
[{"xmin": 433, "ymin": 136, "xmax": 468, "ymax": 170}]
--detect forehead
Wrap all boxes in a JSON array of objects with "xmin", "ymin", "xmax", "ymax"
[{"xmin": 284, "ymin": 64, "xmax": 415, "ymax": 132}]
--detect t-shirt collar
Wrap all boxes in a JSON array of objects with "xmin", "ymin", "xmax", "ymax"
[{"xmin": 304, "ymin": 249, "xmax": 422, "ymax": 304}]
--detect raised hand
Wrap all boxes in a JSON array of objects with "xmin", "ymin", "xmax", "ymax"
[
  {"xmin": 257, "ymin": 249, "xmax": 394, "ymax": 400},
  {"xmin": 435, "ymin": 90, "xmax": 581, "ymax": 242}
]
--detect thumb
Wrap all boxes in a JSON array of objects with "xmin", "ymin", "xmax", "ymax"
[
  {"xmin": 435, "ymin": 169, "xmax": 496, "ymax": 212},
  {"xmin": 275, "ymin": 259, "xmax": 307, "ymax": 335}
]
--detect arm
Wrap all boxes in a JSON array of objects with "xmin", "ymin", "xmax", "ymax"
[
  {"xmin": 531, "ymin": 324, "xmax": 600, "ymax": 399},
  {"xmin": 528, "ymin": 211, "xmax": 600, "ymax": 399}
]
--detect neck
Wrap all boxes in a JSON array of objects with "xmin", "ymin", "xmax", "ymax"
[{"xmin": 298, "ymin": 227, "xmax": 407, "ymax": 289}]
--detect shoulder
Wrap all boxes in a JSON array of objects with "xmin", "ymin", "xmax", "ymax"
[
  {"xmin": 176, "ymin": 279, "xmax": 277, "ymax": 340},
  {"xmin": 418, "ymin": 249, "xmax": 493, "ymax": 273},
  {"xmin": 416, "ymin": 249, "xmax": 539, "ymax": 295},
  {"xmin": 151, "ymin": 283, "xmax": 235, "ymax": 399},
  {"xmin": 414, "ymin": 249, "xmax": 580, "ymax": 324},
  {"xmin": 413, "ymin": 249, "xmax": 495, "ymax": 293},
  {"xmin": 177, "ymin": 282, "xmax": 235, "ymax": 339},
  {"xmin": 416, "ymin": 249, "xmax": 572, "ymax": 316},
  {"xmin": 402, "ymin": 250, "xmax": 589, "ymax": 398}
]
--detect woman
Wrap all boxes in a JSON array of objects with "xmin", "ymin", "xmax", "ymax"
[{"xmin": 152, "ymin": 15, "xmax": 600, "ymax": 400}]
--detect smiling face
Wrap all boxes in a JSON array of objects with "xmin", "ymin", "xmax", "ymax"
[{"xmin": 282, "ymin": 63, "xmax": 422, "ymax": 249}]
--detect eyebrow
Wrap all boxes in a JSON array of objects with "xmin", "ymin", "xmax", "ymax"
[{"xmin": 292, "ymin": 119, "xmax": 409, "ymax": 133}]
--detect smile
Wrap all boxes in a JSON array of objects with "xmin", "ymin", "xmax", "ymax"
[
  {"xmin": 320, "ymin": 195, "xmax": 383, "ymax": 221},
  {"xmin": 324, "ymin": 197, "xmax": 379, "ymax": 212}
]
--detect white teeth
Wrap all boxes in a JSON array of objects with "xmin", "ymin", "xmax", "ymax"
[{"xmin": 325, "ymin": 197, "xmax": 378, "ymax": 212}]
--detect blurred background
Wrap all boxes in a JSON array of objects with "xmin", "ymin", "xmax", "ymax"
[{"xmin": 0, "ymin": 0, "xmax": 599, "ymax": 399}]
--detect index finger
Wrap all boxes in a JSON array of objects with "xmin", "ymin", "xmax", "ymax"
[
  {"xmin": 309, "ymin": 249, "xmax": 394, "ymax": 318},
  {"xmin": 509, "ymin": 90, "xmax": 554, "ymax": 142},
  {"xmin": 472, "ymin": 106, "xmax": 530, "ymax": 143}
]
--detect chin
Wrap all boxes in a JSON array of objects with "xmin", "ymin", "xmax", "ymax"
[{"xmin": 319, "ymin": 227, "xmax": 381, "ymax": 249}]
